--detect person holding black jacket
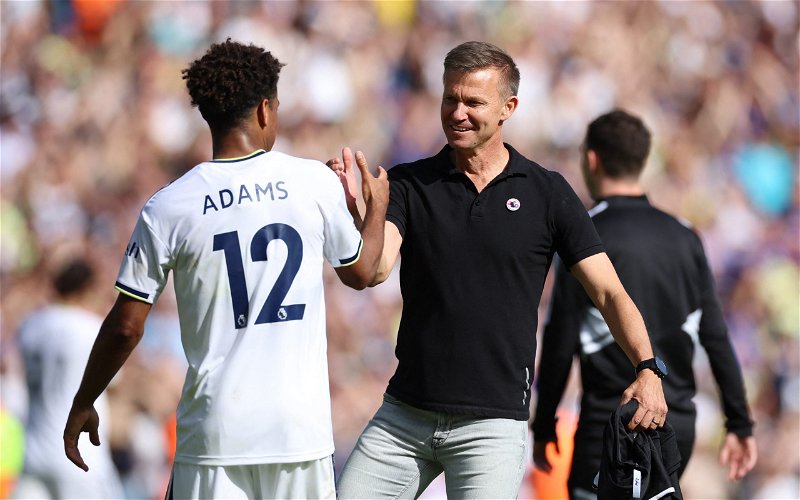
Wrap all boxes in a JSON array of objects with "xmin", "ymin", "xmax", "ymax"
[
  {"xmin": 330, "ymin": 44, "xmax": 667, "ymax": 499},
  {"xmin": 532, "ymin": 109, "xmax": 757, "ymax": 499}
]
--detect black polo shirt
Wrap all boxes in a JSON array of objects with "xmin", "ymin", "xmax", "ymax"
[{"xmin": 385, "ymin": 144, "xmax": 604, "ymax": 420}]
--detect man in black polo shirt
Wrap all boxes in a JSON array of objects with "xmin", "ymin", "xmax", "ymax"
[
  {"xmin": 532, "ymin": 110, "xmax": 757, "ymax": 499},
  {"xmin": 330, "ymin": 42, "xmax": 667, "ymax": 498}
]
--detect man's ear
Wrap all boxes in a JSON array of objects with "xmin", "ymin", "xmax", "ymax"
[
  {"xmin": 256, "ymin": 98, "xmax": 271, "ymax": 128},
  {"xmin": 586, "ymin": 149, "xmax": 602, "ymax": 175},
  {"xmin": 499, "ymin": 95, "xmax": 518, "ymax": 123}
]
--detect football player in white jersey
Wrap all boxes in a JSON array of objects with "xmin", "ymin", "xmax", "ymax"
[
  {"xmin": 15, "ymin": 259, "xmax": 124, "ymax": 499},
  {"xmin": 63, "ymin": 39, "xmax": 389, "ymax": 499}
]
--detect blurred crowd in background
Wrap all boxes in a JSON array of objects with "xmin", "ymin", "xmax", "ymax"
[{"xmin": 0, "ymin": 1, "xmax": 797, "ymax": 498}]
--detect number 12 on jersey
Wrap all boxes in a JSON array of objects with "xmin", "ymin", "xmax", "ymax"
[{"xmin": 213, "ymin": 223, "xmax": 306, "ymax": 329}]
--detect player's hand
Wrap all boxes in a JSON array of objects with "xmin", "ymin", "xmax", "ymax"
[
  {"xmin": 533, "ymin": 440, "xmax": 559, "ymax": 473},
  {"xmin": 620, "ymin": 369, "xmax": 667, "ymax": 431},
  {"xmin": 719, "ymin": 433, "xmax": 757, "ymax": 481},
  {"xmin": 327, "ymin": 147, "xmax": 359, "ymax": 210},
  {"xmin": 352, "ymin": 150, "xmax": 388, "ymax": 210},
  {"xmin": 63, "ymin": 402, "xmax": 101, "ymax": 471}
]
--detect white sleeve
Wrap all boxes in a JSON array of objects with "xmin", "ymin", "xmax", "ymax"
[
  {"xmin": 114, "ymin": 207, "xmax": 172, "ymax": 303},
  {"xmin": 317, "ymin": 167, "xmax": 362, "ymax": 268}
]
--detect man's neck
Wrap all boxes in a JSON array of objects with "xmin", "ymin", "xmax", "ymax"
[
  {"xmin": 450, "ymin": 138, "xmax": 509, "ymax": 192},
  {"xmin": 594, "ymin": 178, "xmax": 645, "ymax": 199},
  {"xmin": 212, "ymin": 129, "xmax": 266, "ymax": 160}
]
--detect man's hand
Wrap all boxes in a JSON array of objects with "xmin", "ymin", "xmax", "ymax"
[
  {"xmin": 63, "ymin": 403, "xmax": 100, "ymax": 471},
  {"xmin": 620, "ymin": 369, "xmax": 667, "ymax": 431},
  {"xmin": 719, "ymin": 433, "xmax": 757, "ymax": 481},
  {"xmin": 533, "ymin": 440, "xmax": 559, "ymax": 473},
  {"xmin": 353, "ymin": 150, "xmax": 388, "ymax": 210},
  {"xmin": 327, "ymin": 147, "xmax": 360, "ymax": 211}
]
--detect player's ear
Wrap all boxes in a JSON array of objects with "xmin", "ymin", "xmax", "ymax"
[{"xmin": 256, "ymin": 99, "xmax": 271, "ymax": 128}]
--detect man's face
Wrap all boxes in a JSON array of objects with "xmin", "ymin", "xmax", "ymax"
[{"xmin": 440, "ymin": 68, "xmax": 515, "ymax": 152}]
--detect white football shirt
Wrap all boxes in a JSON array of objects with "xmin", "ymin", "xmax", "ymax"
[
  {"xmin": 17, "ymin": 305, "xmax": 124, "ymax": 498},
  {"xmin": 115, "ymin": 150, "xmax": 362, "ymax": 465}
]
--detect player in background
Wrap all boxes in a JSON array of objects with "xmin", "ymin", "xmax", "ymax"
[
  {"xmin": 15, "ymin": 259, "xmax": 124, "ymax": 499},
  {"xmin": 63, "ymin": 39, "xmax": 388, "ymax": 499},
  {"xmin": 532, "ymin": 110, "xmax": 757, "ymax": 499}
]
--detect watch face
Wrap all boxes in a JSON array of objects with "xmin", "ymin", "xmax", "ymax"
[{"xmin": 655, "ymin": 357, "xmax": 668, "ymax": 376}]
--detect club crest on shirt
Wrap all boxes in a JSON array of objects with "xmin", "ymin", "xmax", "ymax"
[{"xmin": 506, "ymin": 198, "xmax": 521, "ymax": 211}]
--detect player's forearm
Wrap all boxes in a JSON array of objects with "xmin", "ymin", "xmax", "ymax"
[
  {"xmin": 72, "ymin": 296, "xmax": 148, "ymax": 407},
  {"xmin": 368, "ymin": 222, "xmax": 402, "ymax": 287},
  {"xmin": 73, "ymin": 322, "xmax": 141, "ymax": 406},
  {"xmin": 370, "ymin": 252, "xmax": 393, "ymax": 286},
  {"xmin": 342, "ymin": 197, "xmax": 387, "ymax": 289},
  {"xmin": 347, "ymin": 200, "xmax": 363, "ymax": 230}
]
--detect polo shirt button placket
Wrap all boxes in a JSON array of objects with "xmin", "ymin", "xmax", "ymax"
[{"xmin": 470, "ymin": 193, "xmax": 485, "ymax": 218}]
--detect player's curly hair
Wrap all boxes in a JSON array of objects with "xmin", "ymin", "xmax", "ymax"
[{"xmin": 182, "ymin": 38, "xmax": 285, "ymax": 131}]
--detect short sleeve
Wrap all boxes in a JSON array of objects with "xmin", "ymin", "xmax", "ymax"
[
  {"xmin": 549, "ymin": 172, "xmax": 604, "ymax": 267},
  {"xmin": 318, "ymin": 167, "xmax": 362, "ymax": 267},
  {"xmin": 115, "ymin": 208, "xmax": 172, "ymax": 303},
  {"xmin": 385, "ymin": 166, "xmax": 409, "ymax": 238}
]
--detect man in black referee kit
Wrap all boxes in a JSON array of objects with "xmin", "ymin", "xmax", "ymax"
[{"xmin": 532, "ymin": 109, "xmax": 758, "ymax": 499}]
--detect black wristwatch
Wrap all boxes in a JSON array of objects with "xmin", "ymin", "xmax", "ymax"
[{"xmin": 635, "ymin": 357, "xmax": 668, "ymax": 379}]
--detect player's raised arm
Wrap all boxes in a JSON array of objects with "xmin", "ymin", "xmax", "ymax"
[
  {"xmin": 328, "ymin": 147, "xmax": 360, "ymax": 220},
  {"xmin": 333, "ymin": 150, "xmax": 389, "ymax": 290},
  {"xmin": 328, "ymin": 148, "xmax": 400, "ymax": 288}
]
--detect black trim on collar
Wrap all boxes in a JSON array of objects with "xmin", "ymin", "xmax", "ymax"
[{"xmin": 210, "ymin": 149, "xmax": 267, "ymax": 163}]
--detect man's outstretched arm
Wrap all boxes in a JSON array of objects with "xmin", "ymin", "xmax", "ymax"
[{"xmin": 571, "ymin": 252, "xmax": 668, "ymax": 431}]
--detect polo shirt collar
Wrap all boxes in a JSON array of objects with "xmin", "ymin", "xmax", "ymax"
[{"xmin": 436, "ymin": 143, "xmax": 529, "ymax": 179}]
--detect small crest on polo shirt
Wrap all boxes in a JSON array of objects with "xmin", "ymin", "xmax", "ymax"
[{"xmin": 506, "ymin": 198, "xmax": 521, "ymax": 211}]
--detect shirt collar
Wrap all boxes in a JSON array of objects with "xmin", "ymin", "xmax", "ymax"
[
  {"xmin": 211, "ymin": 149, "xmax": 267, "ymax": 163},
  {"xmin": 436, "ymin": 143, "xmax": 528, "ymax": 178},
  {"xmin": 594, "ymin": 195, "xmax": 650, "ymax": 207}
]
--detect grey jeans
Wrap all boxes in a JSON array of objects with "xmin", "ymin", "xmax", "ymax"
[{"xmin": 337, "ymin": 394, "xmax": 527, "ymax": 499}]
